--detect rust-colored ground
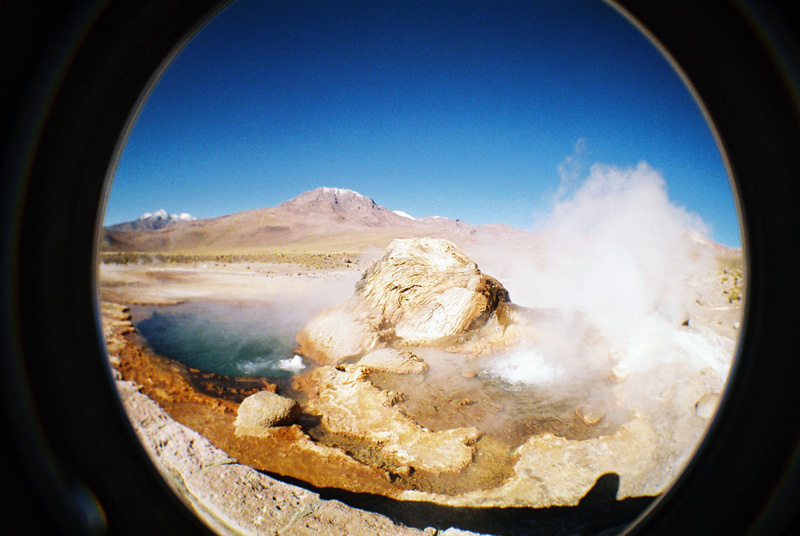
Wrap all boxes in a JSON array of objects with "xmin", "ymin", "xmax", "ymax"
[{"xmin": 103, "ymin": 302, "xmax": 395, "ymax": 495}]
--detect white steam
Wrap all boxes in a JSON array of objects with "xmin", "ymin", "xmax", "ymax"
[
  {"xmin": 483, "ymin": 159, "xmax": 733, "ymax": 424},
  {"xmin": 513, "ymin": 161, "xmax": 712, "ymax": 324},
  {"xmin": 488, "ymin": 349, "xmax": 566, "ymax": 385},
  {"xmin": 279, "ymin": 355, "xmax": 308, "ymax": 372},
  {"xmin": 555, "ymin": 137, "xmax": 588, "ymax": 200}
]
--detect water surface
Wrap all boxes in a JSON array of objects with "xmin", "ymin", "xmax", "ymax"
[{"xmin": 131, "ymin": 301, "xmax": 313, "ymax": 377}]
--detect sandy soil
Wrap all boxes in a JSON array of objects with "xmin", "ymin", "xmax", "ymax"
[
  {"xmin": 98, "ymin": 260, "xmax": 363, "ymax": 306},
  {"xmin": 98, "ymin": 255, "xmax": 744, "ymax": 333}
]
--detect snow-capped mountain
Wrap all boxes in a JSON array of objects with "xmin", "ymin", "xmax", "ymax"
[
  {"xmin": 106, "ymin": 209, "xmax": 196, "ymax": 231},
  {"xmin": 101, "ymin": 187, "xmax": 534, "ymax": 252},
  {"xmin": 273, "ymin": 187, "xmax": 415, "ymax": 228}
]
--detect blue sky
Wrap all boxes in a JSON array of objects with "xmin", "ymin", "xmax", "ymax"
[{"xmin": 104, "ymin": 0, "xmax": 741, "ymax": 248}]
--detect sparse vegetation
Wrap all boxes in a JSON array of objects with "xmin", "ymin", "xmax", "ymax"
[
  {"xmin": 720, "ymin": 267, "xmax": 744, "ymax": 303},
  {"xmin": 99, "ymin": 251, "xmax": 361, "ymax": 270}
]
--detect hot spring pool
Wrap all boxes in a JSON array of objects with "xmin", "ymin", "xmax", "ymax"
[{"xmin": 131, "ymin": 301, "xmax": 314, "ymax": 378}]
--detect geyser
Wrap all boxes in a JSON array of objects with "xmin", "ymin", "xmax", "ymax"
[{"xmin": 288, "ymin": 174, "xmax": 739, "ymax": 508}]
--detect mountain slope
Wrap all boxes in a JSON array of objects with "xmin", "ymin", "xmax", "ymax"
[
  {"xmin": 101, "ymin": 187, "xmax": 531, "ymax": 254},
  {"xmin": 273, "ymin": 187, "xmax": 414, "ymax": 228}
]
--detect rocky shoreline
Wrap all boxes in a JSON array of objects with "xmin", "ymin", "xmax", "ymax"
[
  {"xmin": 104, "ymin": 301, "xmax": 654, "ymax": 536},
  {"xmin": 104, "ymin": 301, "xmax": 475, "ymax": 535}
]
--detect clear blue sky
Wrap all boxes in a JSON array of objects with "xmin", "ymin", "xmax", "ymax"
[{"xmin": 104, "ymin": 0, "xmax": 741, "ymax": 248}]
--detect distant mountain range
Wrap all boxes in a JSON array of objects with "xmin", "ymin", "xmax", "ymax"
[
  {"xmin": 101, "ymin": 187, "xmax": 536, "ymax": 254},
  {"xmin": 106, "ymin": 209, "xmax": 197, "ymax": 232},
  {"xmin": 101, "ymin": 187, "xmax": 739, "ymax": 262}
]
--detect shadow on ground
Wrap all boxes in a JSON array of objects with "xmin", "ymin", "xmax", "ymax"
[{"xmin": 267, "ymin": 471, "xmax": 656, "ymax": 536}]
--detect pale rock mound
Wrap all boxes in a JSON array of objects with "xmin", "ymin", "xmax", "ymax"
[
  {"xmin": 297, "ymin": 238, "xmax": 510, "ymax": 364},
  {"xmin": 356, "ymin": 348, "xmax": 428, "ymax": 374},
  {"xmin": 356, "ymin": 238, "xmax": 509, "ymax": 342},
  {"xmin": 296, "ymin": 306, "xmax": 383, "ymax": 365},
  {"xmin": 304, "ymin": 366, "xmax": 482, "ymax": 475},
  {"xmin": 234, "ymin": 390, "xmax": 299, "ymax": 436}
]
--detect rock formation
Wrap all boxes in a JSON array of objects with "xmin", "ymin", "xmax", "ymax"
[
  {"xmin": 234, "ymin": 390, "xmax": 299, "ymax": 436},
  {"xmin": 356, "ymin": 348, "xmax": 428, "ymax": 375},
  {"xmin": 113, "ymin": 375, "xmax": 453, "ymax": 536},
  {"xmin": 303, "ymin": 365, "xmax": 482, "ymax": 475},
  {"xmin": 296, "ymin": 238, "xmax": 511, "ymax": 364}
]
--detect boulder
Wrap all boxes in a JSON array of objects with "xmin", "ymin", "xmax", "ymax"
[
  {"xmin": 356, "ymin": 238, "xmax": 509, "ymax": 343},
  {"xmin": 296, "ymin": 238, "xmax": 510, "ymax": 364},
  {"xmin": 234, "ymin": 390, "xmax": 298, "ymax": 436},
  {"xmin": 295, "ymin": 306, "xmax": 383, "ymax": 365}
]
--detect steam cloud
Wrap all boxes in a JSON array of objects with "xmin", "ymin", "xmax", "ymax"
[
  {"xmin": 482, "ymin": 160, "xmax": 732, "ymax": 414},
  {"xmin": 522, "ymin": 161, "xmax": 711, "ymax": 323},
  {"xmin": 555, "ymin": 137, "xmax": 588, "ymax": 200}
]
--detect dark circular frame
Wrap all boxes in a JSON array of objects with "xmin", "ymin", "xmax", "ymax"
[{"xmin": 1, "ymin": 1, "xmax": 799, "ymax": 535}]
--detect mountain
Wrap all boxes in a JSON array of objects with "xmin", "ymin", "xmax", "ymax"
[
  {"xmin": 107, "ymin": 209, "xmax": 196, "ymax": 231},
  {"xmin": 101, "ymin": 187, "xmax": 534, "ymax": 254},
  {"xmin": 272, "ymin": 187, "xmax": 415, "ymax": 228}
]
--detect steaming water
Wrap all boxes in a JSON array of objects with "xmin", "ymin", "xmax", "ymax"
[
  {"xmin": 130, "ymin": 301, "xmax": 313, "ymax": 377},
  {"xmin": 367, "ymin": 346, "xmax": 624, "ymax": 449},
  {"xmin": 487, "ymin": 348, "xmax": 566, "ymax": 384}
]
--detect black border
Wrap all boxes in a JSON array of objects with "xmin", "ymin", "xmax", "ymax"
[
  {"xmin": 2, "ymin": 1, "xmax": 226, "ymax": 534},
  {"xmin": 1, "ymin": 1, "xmax": 799, "ymax": 534},
  {"xmin": 614, "ymin": 2, "xmax": 800, "ymax": 535}
]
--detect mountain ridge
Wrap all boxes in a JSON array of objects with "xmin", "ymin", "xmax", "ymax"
[
  {"xmin": 107, "ymin": 209, "xmax": 196, "ymax": 232},
  {"xmin": 101, "ymin": 187, "xmax": 735, "ymax": 259},
  {"xmin": 102, "ymin": 187, "xmax": 502, "ymax": 253}
]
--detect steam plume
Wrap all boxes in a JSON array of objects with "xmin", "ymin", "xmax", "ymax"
[
  {"xmin": 484, "ymin": 160, "xmax": 730, "ymax": 409},
  {"xmin": 517, "ymin": 161, "xmax": 711, "ymax": 324}
]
